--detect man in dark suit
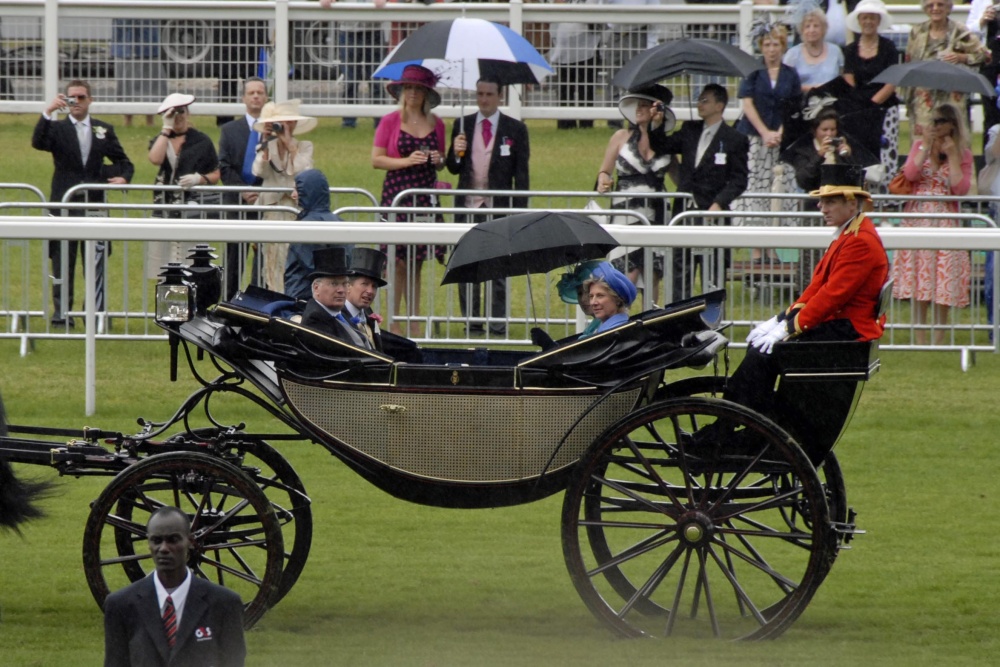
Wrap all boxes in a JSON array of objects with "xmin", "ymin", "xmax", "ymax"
[
  {"xmin": 344, "ymin": 247, "xmax": 387, "ymax": 352},
  {"xmin": 31, "ymin": 79, "xmax": 134, "ymax": 325},
  {"xmin": 301, "ymin": 247, "xmax": 373, "ymax": 349},
  {"xmin": 445, "ymin": 76, "xmax": 530, "ymax": 336},
  {"xmin": 103, "ymin": 506, "xmax": 246, "ymax": 667},
  {"xmin": 655, "ymin": 83, "xmax": 749, "ymax": 303},
  {"xmin": 217, "ymin": 77, "xmax": 268, "ymax": 298}
]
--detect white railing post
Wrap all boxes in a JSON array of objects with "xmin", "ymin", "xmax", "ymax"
[
  {"xmin": 508, "ymin": 0, "xmax": 524, "ymax": 120},
  {"xmin": 44, "ymin": 0, "xmax": 60, "ymax": 102},
  {"xmin": 275, "ymin": 0, "xmax": 292, "ymax": 102},
  {"xmin": 739, "ymin": 0, "xmax": 754, "ymax": 53}
]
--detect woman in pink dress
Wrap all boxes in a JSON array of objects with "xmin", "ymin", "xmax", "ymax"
[
  {"xmin": 372, "ymin": 64, "xmax": 446, "ymax": 336},
  {"xmin": 892, "ymin": 102, "xmax": 972, "ymax": 344}
]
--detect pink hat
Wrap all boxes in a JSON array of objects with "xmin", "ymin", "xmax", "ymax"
[{"xmin": 386, "ymin": 65, "xmax": 442, "ymax": 108}]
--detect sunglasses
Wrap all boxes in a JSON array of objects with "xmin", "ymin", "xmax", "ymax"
[{"xmin": 932, "ymin": 117, "xmax": 951, "ymax": 125}]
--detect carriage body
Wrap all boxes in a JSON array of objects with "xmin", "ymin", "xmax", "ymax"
[{"xmin": 0, "ymin": 269, "xmax": 881, "ymax": 641}]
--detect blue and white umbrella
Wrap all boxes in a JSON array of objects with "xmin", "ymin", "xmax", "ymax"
[{"xmin": 373, "ymin": 18, "xmax": 553, "ymax": 91}]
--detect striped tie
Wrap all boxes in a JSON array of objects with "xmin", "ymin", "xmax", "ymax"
[{"xmin": 163, "ymin": 595, "xmax": 178, "ymax": 648}]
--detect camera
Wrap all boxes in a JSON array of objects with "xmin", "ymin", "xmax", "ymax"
[
  {"xmin": 61, "ymin": 94, "xmax": 81, "ymax": 108},
  {"xmin": 271, "ymin": 122, "xmax": 284, "ymax": 135},
  {"xmin": 830, "ymin": 137, "xmax": 844, "ymax": 148},
  {"xmin": 652, "ymin": 102, "xmax": 664, "ymax": 112}
]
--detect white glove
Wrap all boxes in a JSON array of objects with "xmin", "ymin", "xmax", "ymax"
[
  {"xmin": 177, "ymin": 173, "xmax": 201, "ymax": 189},
  {"xmin": 746, "ymin": 315, "xmax": 780, "ymax": 345},
  {"xmin": 162, "ymin": 110, "xmax": 175, "ymax": 132},
  {"xmin": 754, "ymin": 323, "xmax": 791, "ymax": 355}
]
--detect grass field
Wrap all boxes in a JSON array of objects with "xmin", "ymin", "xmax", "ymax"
[
  {"xmin": 2, "ymin": 112, "xmax": 997, "ymax": 665},
  {"xmin": 2, "ymin": 337, "xmax": 1000, "ymax": 666}
]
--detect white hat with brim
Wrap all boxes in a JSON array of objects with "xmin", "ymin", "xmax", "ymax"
[
  {"xmin": 618, "ymin": 95, "xmax": 677, "ymax": 133},
  {"xmin": 157, "ymin": 93, "xmax": 196, "ymax": 114},
  {"xmin": 252, "ymin": 100, "xmax": 319, "ymax": 135},
  {"xmin": 846, "ymin": 0, "xmax": 893, "ymax": 34}
]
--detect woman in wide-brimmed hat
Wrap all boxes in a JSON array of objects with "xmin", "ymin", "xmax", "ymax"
[
  {"xmin": 843, "ymin": 0, "xmax": 900, "ymax": 192},
  {"xmin": 147, "ymin": 93, "xmax": 221, "ymax": 271},
  {"xmin": 372, "ymin": 64, "xmax": 447, "ymax": 336},
  {"xmin": 595, "ymin": 84, "xmax": 676, "ymax": 294},
  {"xmin": 252, "ymin": 99, "xmax": 317, "ymax": 293}
]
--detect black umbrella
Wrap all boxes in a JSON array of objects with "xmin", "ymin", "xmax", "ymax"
[
  {"xmin": 872, "ymin": 60, "xmax": 995, "ymax": 96},
  {"xmin": 441, "ymin": 211, "xmax": 618, "ymax": 285},
  {"xmin": 611, "ymin": 38, "xmax": 760, "ymax": 91}
]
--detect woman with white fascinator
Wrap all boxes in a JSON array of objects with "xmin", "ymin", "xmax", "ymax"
[
  {"xmin": 252, "ymin": 99, "xmax": 317, "ymax": 293},
  {"xmin": 147, "ymin": 92, "xmax": 220, "ymax": 271}
]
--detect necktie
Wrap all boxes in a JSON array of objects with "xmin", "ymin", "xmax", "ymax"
[
  {"xmin": 481, "ymin": 118, "xmax": 492, "ymax": 147},
  {"xmin": 337, "ymin": 313, "xmax": 371, "ymax": 349},
  {"xmin": 77, "ymin": 121, "xmax": 91, "ymax": 165},
  {"xmin": 357, "ymin": 318, "xmax": 375, "ymax": 348},
  {"xmin": 162, "ymin": 595, "xmax": 178, "ymax": 648},
  {"xmin": 696, "ymin": 127, "xmax": 712, "ymax": 165},
  {"xmin": 242, "ymin": 129, "xmax": 260, "ymax": 185}
]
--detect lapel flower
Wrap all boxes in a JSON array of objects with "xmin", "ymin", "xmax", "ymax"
[
  {"xmin": 370, "ymin": 312, "xmax": 383, "ymax": 324},
  {"xmin": 92, "ymin": 126, "xmax": 107, "ymax": 140}
]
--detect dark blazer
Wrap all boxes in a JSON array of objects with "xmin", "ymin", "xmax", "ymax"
[
  {"xmin": 103, "ymin": 575, "xmax": 246, "ymax": 667},
  {"xmin": 445, "ymin": 112, "xmax": 530, "ymax": 209},
  {"xmin": 657, "ymin": 120, "xmax": 749, "ymax": 213},
  {"xmin": 217, "ymin": 116, "xmax": 262, "ymax": 205},
  {"xmin": 31, "ymin": 115, "xmax": 134, "ymax": 205},
  {"xmin": 301, "ymin": 300, "xmax": 365, "ymax": 347}
]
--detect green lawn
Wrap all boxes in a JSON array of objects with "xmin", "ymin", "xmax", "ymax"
[
  {"xmin": 2, "ymin": 338, "xmax": 999, "ymax": 666},
  {"xmin": 2, "ymin": 112, "xmax": 997, "ymax": 666}
]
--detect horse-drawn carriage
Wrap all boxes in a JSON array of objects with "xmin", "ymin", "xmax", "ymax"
[{"xmin": 0, "ymin": 239, "xmax": 880, "ymax": 641}]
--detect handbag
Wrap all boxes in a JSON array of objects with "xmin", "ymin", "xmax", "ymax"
[{"xmin": 887, "ymin": 170, "xmax": 913, "ymax": 196}]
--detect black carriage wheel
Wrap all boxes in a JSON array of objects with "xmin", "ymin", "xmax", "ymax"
[
  {"xmin": 232, "ymin": 439, "xmax": 313, "ymax": 604},
  {"xmin": 657, "ymin": 375, "xmax": 849, "ymax": 526},
  {"xmin": 82, "ymin": 452, "xmax": 284, "ymax": 629},
  {"xmin": 153, "ymin": 431, "xmax": 314, "ymax": 605},
  {"xmin": 562, "ymin": 397, "xmax": 836, "ymax": 641}
]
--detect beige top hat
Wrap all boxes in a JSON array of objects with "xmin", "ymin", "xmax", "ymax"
[{"xmin": 253, "ymin": 100, "xmax": 318, "ymax": 135}]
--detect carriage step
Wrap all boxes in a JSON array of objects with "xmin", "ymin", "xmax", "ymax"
[{"xmin": 831, "ymin": 507, "xmax": 864, "ymax": 547}]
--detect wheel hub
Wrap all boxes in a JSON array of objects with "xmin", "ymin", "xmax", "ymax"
[{"xmin": 678, "ymin": 512, "xmax": 715, "ymax": 546}]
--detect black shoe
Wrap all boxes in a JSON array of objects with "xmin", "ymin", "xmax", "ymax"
[
  {"xmin": 51, "ymin": 316, "xmax": 75, "ymax": 328},
  {"xmin": 488, "ymin": 326, "xmax": 507, "ymax": 336},
  {"xmin": 467, "ymin": 325, "xmax": 485, "ymax": 337}
]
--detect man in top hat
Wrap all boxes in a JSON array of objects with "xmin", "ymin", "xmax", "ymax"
[
  {"xmin": 723, "ymin": 163, "xmax": 888, "ymax": 418},
  {"xmin": 300, "ymin": 247, "xmax": 374, "ymax": 350},
  {"xmin": 344, "ymin": 248, "xmax": 388, "ymax": 352}
]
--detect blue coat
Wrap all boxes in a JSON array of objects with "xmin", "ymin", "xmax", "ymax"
[{"xmin": 736, "ymin": 64, "xmax": 802, "ymax": 137}]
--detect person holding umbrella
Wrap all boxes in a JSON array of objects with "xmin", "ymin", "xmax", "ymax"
[
  {"xmin": 904, "ymin": 0, "xmax": 989, "ymax": 135},
  {"xmin": 372, "ymin": 64, "xmax": 447, "ymax": 336},
  {"xmin": 891, "ymin": 102, "xmax": 973, "ymax": 345},
  {"xmin": 843, "ymin": 0, "xmax": 900, "ymax": 192},
  {"xmin": 445, "ymin": 76, "xmax": 531, "ymax": 337}
]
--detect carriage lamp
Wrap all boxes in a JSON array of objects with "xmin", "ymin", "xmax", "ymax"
[
  {"xmin": 183, "ymin": 244, "xmax": 223, "ymax": 315},
  {"xmin": 156, "ymin": 263, "xmax": 196, "ymax": 323}
]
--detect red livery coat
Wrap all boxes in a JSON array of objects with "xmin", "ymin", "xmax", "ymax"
[{"xmin": 787, "ymin": 214, "xmax": 888, "ymax": 341}]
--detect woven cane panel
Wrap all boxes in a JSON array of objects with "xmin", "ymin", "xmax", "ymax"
[{"xmin": 282, "ymin": 379, "xmax": 640, "ymax": 483}]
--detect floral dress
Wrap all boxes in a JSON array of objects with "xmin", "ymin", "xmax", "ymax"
[
  {"xmin": 892, "ymin": 152, "xmax": 971, "ymax": 308},
  {"xmin": 379, "ymin": 129, "xmax": 444, "ymax": 262}
]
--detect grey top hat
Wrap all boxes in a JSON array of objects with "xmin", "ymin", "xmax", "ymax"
[
  {"xmin": 349, "ymin": 247, "xmax": 388, "ymax": 287},
  {"xmin": 307, "ymin": 247, "xmax": 350, "ymax": 282}
]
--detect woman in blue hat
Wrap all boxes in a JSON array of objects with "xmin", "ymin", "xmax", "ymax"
[{"xmin": 581, "ymin": 262, "xmax": 637, "ymax": 337}]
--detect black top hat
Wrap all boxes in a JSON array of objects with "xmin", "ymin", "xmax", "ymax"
[
  {"xmin": 307, "ymin": 246, "xmax": 350, "ymax": 282},
  {"xmin": 809, "ymin": 163, "xmax": 871, "ymax": 200},
  {"xmin": 349, "ymin": 247, "xmax": 388, "ymax": 287}
]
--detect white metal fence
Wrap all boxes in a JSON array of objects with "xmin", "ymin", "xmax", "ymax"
[{"xmin": 0, "ymin": 1, "xmax": 964, "ymax": 121}]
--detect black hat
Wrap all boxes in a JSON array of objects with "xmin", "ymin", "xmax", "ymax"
[
  {"xmin": 307, "ymin": 247, "xmax": 350, "ymax": 282},
  {"xmin": 809, "ymin": 163, "xmax": 871, "ymax": 201},
  {"xmin": 349, "ymin": 247, "xmax": 388, "ymax": 287}
]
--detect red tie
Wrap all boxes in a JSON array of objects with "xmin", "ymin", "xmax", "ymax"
[
  {"xmin": 482, "ymin": 118, "xmax": 492, "ymax": 146},
  {"xmin": 163, "ymin": 595, "xmax": 178, "ymax": 648}
]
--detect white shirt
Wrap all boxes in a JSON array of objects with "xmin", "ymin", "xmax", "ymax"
[
  {"xmin": 696, "ymin": 120, "xmax": 723, "ymax": 165},
  {"xmin": 153, "ymin": 568, "xmax": 193, "ymax": 629}
]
